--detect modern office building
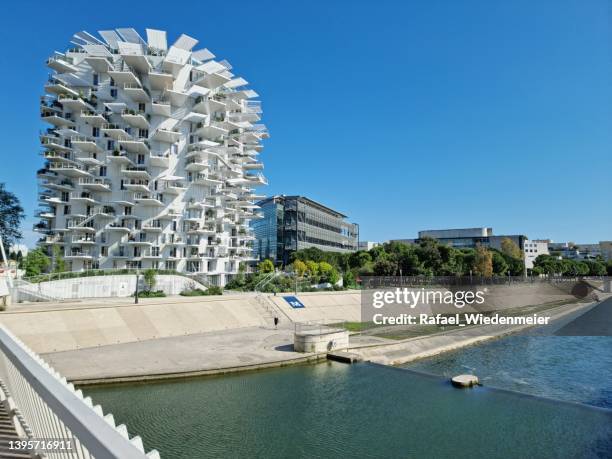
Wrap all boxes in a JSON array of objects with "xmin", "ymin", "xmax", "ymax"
[
  {"xmin": 35, "ymin": 28, "xmax": 267, "ymax": 286},
  {"xmin": 392, "ymin": 227, "xmax": 527, "ymax": 251},
  {"xmin": 251, "ymin": 195, "xmax": 359, "ymax": 265}
]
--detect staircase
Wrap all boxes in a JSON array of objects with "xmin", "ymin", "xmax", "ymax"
[
  {"xmin": 0, "ymin": 401, "xmax": 31, "ymax": 458},
  {"xmin": 11, "ymin": 279, "xmax": 60, "ymax": 303}
]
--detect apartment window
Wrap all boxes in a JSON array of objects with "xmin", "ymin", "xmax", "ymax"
[
  {"xmin": 92, "ymin": 127, "xmax": 100, "ymax": 138},
  {"xmin": 110, "ymin": 77, "xmax": 115, "ymax": 87},
  {"xmin": 137, "ymin": 154, "xmax": 145, "ymax": 165},
  {"xmin": 93, "ymin": 73, "xmax": 99, "ymax": 86},
  {"xmin": 125, "ymin": 127, "xmax": 132, "ymax": 135},
  {"xmin": 63, "ymin": 205, "xmax": 70, "ymax": 215},
  {"xmin": 171, "ymin": 144, "xmax": 178, "ymax": 155},
  {"xmin": 138, "ymin": 129, "xmax": 148, "ymax": 138},
  {"xmin": 152, "ymin": 247, "xmax": 160, "ymax": 257},
  {"xmin": 124, "ymin": 206, "xmax": 131, "ymax": 215},
  {"xmin": 138, "ymin": 103, "xmax": 146, "ymax": 112},
  {"xmin": 110, "ymin": 88, "xmax": 117, "ymax": 98},
  {"xmin": 107, "ymin": 140, "xmax": 115, "ymax": 150},
  {"xmin": 61, "ymin": 192, "xmax": 69, "ymax": 202},
  {"xmin": 172, "ymin": 220, "xmax": 177, "ymax": 232},
  {"xmin": 101, "ymin": 246, "xmax": 107, "ymax": 256},
  {"xmin": 152, "ymin": 261, "xmax": 159, "ymax": 269},
  {"xmin": 120, "ymin": 180, "xmax": 125, "ymax": 190},
  {"xmin": 133, "ymin": 247, "xmax": 141, "ymax": 257},
  {"xmin": 166, "ymin": 261, "xmax": 176, "ymax": 270},
  {"xmin": 99, "ymin": 166, "xmax": 107, "ymax": 177}
]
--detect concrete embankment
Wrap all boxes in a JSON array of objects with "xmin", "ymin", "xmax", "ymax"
[
  {"xmin": 351, "ymin": 301, "xmax": 597, "ymax": 366},
  {"xmin": 0, "ymin": 281, "xmax": 592, "ymax": 383}
]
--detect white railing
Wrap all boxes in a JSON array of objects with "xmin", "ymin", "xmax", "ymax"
[{"xmin": 0, "ymin": 325, "xmax": 159, "ymax": 458}]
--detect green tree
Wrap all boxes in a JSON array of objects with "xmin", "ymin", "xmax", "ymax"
[
  {"xmin": 473, "ymin": 246, "xmax": 493, "ymax": 277},
  {"xmin": 373, "ymin": 259, "xmax": 396, "ymax": 276},
  {"xmin": 257, "ymin": 259, "xmax": 274, "ymax": 274},
  {"xmin": 305, "ymin": 260, "xmax": 319, "ymax": 277},
  {"xmin": 500, "ymin": 238, "xmax": 522, "ymax": 260},
  {"xmin": 143, "ymin": 269, "xmax": 157, "ymax": 291},
  {"xmin": 318, "ymin": 261, "xmax": 338, "ymax": 283},
  {"xmin": 583, "ymin": 260, "xmax": 606, "ymax": 276},
  {"xmin": 491, "ymin": 251, "xmax": 508, "ymax": 275},
  {"xmin": 51, "ymin": 245, "xmax": 66, "ymax": 273},
  {"xmin": 21, "ymin": 248, "xmax": 50, "ymax": 277},
  {"xmin": 0, "ymin": 183, "xmax": 25, "ymax": 249},
  {"xmin": 292, "ymin": 259, "xmax": 307, "ymax": 277}
]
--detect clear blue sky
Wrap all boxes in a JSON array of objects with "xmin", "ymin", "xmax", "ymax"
[{"xmin": 1, "ymin": 0, "xmax": 610, "ymax": 247}]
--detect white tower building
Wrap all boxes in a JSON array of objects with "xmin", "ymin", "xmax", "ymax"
[{"xmin": 36, "ymin": 28, "xmax": 267, "ymax": 286}]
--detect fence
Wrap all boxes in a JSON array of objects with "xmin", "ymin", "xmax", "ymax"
[
  {"xmin": 360, "ymin": 275, "xmax": 607, "ymax": 288},
  {"xmin": 0, "ymin": 325, "xmax": 159, "ymax": 458}
]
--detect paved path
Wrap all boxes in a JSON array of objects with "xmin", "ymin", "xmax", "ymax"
[{"xmin": 42, "ymin": 324, "xmax": 320, "ymax": 384}]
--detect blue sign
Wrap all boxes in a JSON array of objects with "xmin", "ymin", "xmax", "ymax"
[{"xmin": 283, "ymin": 296, "xmax": 305, "ymax": 309}]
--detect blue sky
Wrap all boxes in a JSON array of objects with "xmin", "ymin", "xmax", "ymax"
[{"xmin": 1, "ymin": 0, "xmax": 610, "ymax": 247}]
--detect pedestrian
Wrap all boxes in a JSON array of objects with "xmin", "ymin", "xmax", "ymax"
[{"xmin": 273, "ymin": 316, "xmax": 279, "ymax": 329}]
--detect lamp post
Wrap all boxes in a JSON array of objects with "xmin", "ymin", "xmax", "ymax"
[{"xmin": 134, "ymin": 269, "xmax": 140, "ymax": 304}]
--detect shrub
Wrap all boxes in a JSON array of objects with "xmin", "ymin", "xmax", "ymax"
[
  {"xmin": 180, "ymin": 286, "xmax": 223, "ymax": 296},
  {"xmin": 134, "ymin": 290, "xmax": 166, "ymax": 298}
]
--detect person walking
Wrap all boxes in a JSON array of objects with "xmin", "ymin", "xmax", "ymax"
[{"xmin": 273, "ymin": 316, "xmax": 279, "ymax": 329}]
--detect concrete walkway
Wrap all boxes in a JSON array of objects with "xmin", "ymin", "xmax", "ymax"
[{"xmin": 43, "ymin": 324, "xmax": 323, "ymax": 385}]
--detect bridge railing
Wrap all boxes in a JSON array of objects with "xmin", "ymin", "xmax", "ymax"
[{"xmin": 0, "ymin": 325, "xmax": 160, "ymax": 459}]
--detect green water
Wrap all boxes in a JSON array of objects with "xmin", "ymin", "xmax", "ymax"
[{"xmin": 84, "ymin": 362, "xmax": 612, "ymax": 458}]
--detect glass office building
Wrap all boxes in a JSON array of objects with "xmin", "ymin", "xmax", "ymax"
[{"xmin": 252, "ymin": 196, "xmax": 359, "ymax": 265}]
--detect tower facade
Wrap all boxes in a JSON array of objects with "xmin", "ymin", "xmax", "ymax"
[{"xmin": 36, "ymin": 28, "xmax": 267, "ymax": 286}]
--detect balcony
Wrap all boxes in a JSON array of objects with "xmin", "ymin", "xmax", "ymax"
[
  {"xmin": 44, "ymin": 79, "xmax": 78, "ymax": 97},
  {"xmin": 151, "ymin": 100, "xmax": 171, "ymax": 116},
  {"xmin": 192, "ymin": 173, "xmax": 223, "ymax": 186},
  {"xmin": 134, "ymin": 194, "xmax": 164, "ymax": 206},
  {"xmin": 194, "ymin": 121, "xmax": 228, "ymax": 139},
  {"xmin": 46, "ymin": 55, "xmax": 78, "ymax": 73},
  {"xmin": 121, "ymin": 51, "xmax": 152, "ymax": 74},
  {"xmin": 107, "ymin": 223, "xmax": 132, "ymax": 233},
  {"xmin": 41, "ymin": 111, "xmax": 75, "ymax": 128},
  {"xmin": 119, "ymin": 137, "xmax": 150, "ymax": 155},
  {"xmin": 58, "ymin": 95, "xmax": 92, "ymax": 112},
  {"xmin": 142, "ymin": 221, "xmax": 163, "ymax": 232},
  {"xmin": 108, "ymin": 151, "xmax": 135, "ymax": 166},
  {"xmin": 121, "ymin": 166, "xmax": 151, "ymax": 180},
  {"xmin": 78, "ymin": 177, "xmax": 112, "ymax": 192},
  {"xmin": 71, "ymin": 136, "xmax": 103, "ymax": 153},
  {"xmin": 185, "ymin": 159, "xmax": 208, "ymax": 172},
  {"xmin": 48, "ymin": 163, "xmax": 90, "ymax": 178},
  {"xmin": 150, "ymin": 127, "xmax": 180, "ymax": 143},
  {"xmin": 71, "ymin": 235, "xmax": 96, "ymax": 245},
  {"xmin": 149, "ymin": 152, "xmax": 170, "ymax": 167},
  {"xmin": 194, "ymin": 72, "xmax": 231, "ymax": 90},
  {"xmin": 80, "ymin": 111, "xmax": 107, "ymax": 126},
  {"xmin": 69, "ymin": 192, "xmax": 97, "ymax": 204},
  {"xmin": 107, "ymin": 69, "xmax": 141, "ymax": 87},
  {"xmin": 161, "ymin": 181, "xmax": 186, "ymax": 194},
  {"xmin": 121, "ymin": 110, "xmax": 149, "ymax": 129},
  {"xmin": 101, "ymin": 124, "xmax": 131, "ymax": 140},
  {"xmin": 65, "ymin": 249, "xmax": 96, "ymax": 259},
  {"xmin": 123, "ymin": 83, "xmax": 150, "ymax": 102},
  {"xmin": 40, "ymin": 179, "xmax": 74, "ymax": 192},
  {"xmin": 123, "ymin": 180, "xmax": 149, "ymax": 193},
  {"xmin": 40, "ymin": 135, "xmax": 72, "ymax": 151},
  {"xmin": 148, "ymin": 71, "xmax": 173, "ymax": 90}
]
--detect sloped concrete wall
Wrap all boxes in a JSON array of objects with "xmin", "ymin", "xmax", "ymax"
[{"xmin": 0, "ymin": 296, "xmax": 266, "ymax": 353}]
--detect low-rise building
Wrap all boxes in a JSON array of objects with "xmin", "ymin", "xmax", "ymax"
[
  {"xmin": 358, "ymin": 241, "xmax": 380, "ymax": 251},
  {"xmin": 251, "ymin": 195, "xmax": 359, "ymax": 265},
  {"xmin": 523, "ymin": 239, "xmax": 549, "ymax": 269},
  {"xmin": 392, "ymin": 227, "xmax": 527, "ymax": 251}
]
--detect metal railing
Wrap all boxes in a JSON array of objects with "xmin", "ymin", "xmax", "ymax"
[{"xmin": 0, "ymin": 326, "xmax": 159, "ymax": 458}]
